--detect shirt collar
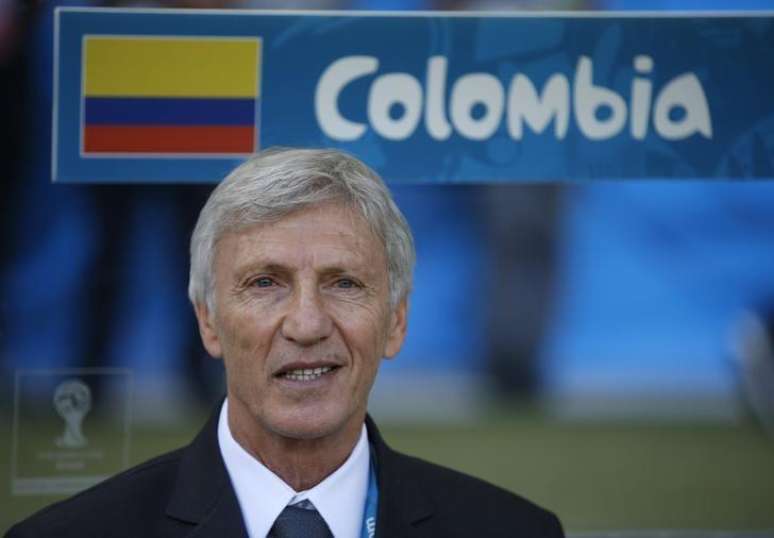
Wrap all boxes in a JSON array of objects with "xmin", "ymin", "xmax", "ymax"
[{"xmin": 218, "ymin": 399, "xmax": 370, "ymax": 538}]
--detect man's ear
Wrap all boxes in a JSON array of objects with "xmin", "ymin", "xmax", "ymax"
[
  {"xmin": 384, "ymin": 297, "xmax": 408, "ymax": 359},
  {"xmin": 194, "ymin": 301, "xmax": 223, "ymax": 359}
]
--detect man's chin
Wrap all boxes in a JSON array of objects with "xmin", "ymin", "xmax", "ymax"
[{"xmin": 267, "ymin": 408, "xmax": 361, "ymax": 443}]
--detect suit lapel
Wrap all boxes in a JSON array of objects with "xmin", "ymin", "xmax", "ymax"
[
  {"xmin": 366, "ymin": 416, "xmax": 436, "ymax": 538},
  {"xmin": 185, "ymin": 491, "xmax": 246, "ymax": 538},
  {"xmin": 165, "ymin": 405, "xmax": 248, "ymax": 538}
]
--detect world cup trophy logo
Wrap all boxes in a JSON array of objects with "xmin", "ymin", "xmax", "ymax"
[{"xmin": 53, "ymin": 379, "xmax": 92, "ymax": 449}]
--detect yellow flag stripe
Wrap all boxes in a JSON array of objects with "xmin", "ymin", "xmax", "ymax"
[{"xmin": 83, "ymin": 37, "xmax": 260, "ymax": 98}]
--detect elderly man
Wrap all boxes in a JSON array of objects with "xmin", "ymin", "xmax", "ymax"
[{"xmin": 8, "ymin": 149, "xmax": 564, "ymax": 537}]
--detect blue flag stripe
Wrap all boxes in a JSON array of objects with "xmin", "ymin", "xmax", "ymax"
[{"xmin": 84, "ymin": 97, "xmax": 256, "ymax": 126}]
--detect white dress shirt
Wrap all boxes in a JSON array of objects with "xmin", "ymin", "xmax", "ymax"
[{"xmin": 218, "ymin": 399, "xmax": 370, "ymax": 538}]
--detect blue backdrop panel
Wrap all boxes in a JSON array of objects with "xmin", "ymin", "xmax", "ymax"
[{"xmin": 54, "ymin": 9, "xmax": 774, "ymax": 183}]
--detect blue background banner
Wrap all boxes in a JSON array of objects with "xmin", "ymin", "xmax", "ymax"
[{"xmin": 54, "ymin": 9, "xmax": 774, "ymax": 183}]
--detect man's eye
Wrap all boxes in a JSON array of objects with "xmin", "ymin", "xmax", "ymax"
[
  {"xmin": 335, "ymin": 278, "xmax": 359, "ymax": 289},
  {"xmin": 253, "ymin": 277, "xmax": 275, "ymax": 288}
]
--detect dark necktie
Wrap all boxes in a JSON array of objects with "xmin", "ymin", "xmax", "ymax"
[{"xmin": 268, "ymin": 502, "xmax": 333, "ymax": 538}]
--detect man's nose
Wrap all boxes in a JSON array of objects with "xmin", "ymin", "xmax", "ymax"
[{"xmin": 280, "ymin": 285, "xmax": 333, "ymax": 346}]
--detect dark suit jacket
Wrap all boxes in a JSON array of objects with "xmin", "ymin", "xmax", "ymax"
[{"xmin": 7, "ymin": 409, "xmax": 564, "ymax": 537}]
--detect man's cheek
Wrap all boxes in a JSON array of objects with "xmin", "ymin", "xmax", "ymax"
[
  {"xmin": 225, "ymin": 320, "xmax": 261, "ymax": 355},
  {"xmin": 329, "ymin": 303, "xmax": 385, "ymax": 333}
]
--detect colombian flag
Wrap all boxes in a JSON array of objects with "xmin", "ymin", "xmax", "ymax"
[{"xmin": 82, "ymin": 36, "xmax": 261, "ymax": 155}]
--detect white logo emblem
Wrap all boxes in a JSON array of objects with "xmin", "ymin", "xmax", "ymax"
[{"xmin": 53, "ymin": 379, "xmax": 92, "ymax": 449}]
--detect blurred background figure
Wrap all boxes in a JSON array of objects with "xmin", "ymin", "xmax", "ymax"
[
  {"xmin": 733, "ymin": 309, "xmax": 774, "ymax": 436},
  {"xmin": 482, "ymin": 185, "xmax": 561, "ymax": 397},
  {"xmin": 1, "ymin": 0, "xmax": 27, "ymax": 317}
]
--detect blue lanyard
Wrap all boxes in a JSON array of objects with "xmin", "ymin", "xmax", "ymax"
[{"xmin": 360, "ymin": 448, "xmax": 379, "ymax": 538}]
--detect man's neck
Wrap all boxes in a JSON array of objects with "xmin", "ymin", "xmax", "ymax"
[{"xmin": 226, "ymin": 401, "xmax": 363, "ymax": 492}]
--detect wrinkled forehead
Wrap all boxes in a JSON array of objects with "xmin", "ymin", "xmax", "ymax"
[{"xmin": 213, "ymin": 201, "xmax": 388, "ymax": 278}]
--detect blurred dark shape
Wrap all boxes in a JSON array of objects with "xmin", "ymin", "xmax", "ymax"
[
  {"xmin": 1, "ymin": 0, "xmax": 30, "ymax": 249},
  {"xmin": 1, "ymin": 1, "xmax": 34, "ymax": 373},
  {"xmin": 74, "ymin": 184, "xmax": 217, "ymax": 407},
  {"xmin": 481, "ymin": 186, "xmax": 561, "ymax": 397},
  {"xmin": 733, "ymin": 309, "xmax": 774, "ymax": 436}
]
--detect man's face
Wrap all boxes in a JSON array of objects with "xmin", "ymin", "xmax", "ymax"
[{"xmin": 195, "ymin": 202, "xmax": 407, "ymax": 441}]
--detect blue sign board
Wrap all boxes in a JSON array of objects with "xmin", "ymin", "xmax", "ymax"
[{"xmin": 54, "ymin": 9, "xmax": 774, "ymax": 183}]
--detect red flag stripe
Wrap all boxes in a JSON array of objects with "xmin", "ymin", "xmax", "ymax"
[{"xmin": 84, "ymin": 125, "xmax": 255, "ymax": 153}]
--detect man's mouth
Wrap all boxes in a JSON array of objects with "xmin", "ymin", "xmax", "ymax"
[{"xmin": 277, "ymin": 365, "xmax": 340, "ymax": 382}]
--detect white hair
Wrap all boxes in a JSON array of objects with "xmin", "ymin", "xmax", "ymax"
[{"xmin": 188, "ymin": 147, "xmax": 415, "ymax": 311}]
